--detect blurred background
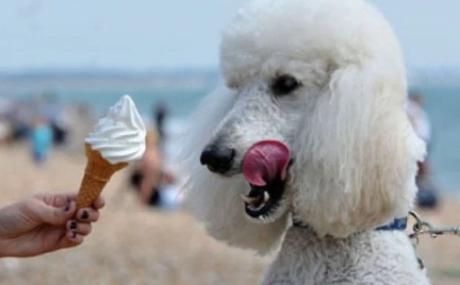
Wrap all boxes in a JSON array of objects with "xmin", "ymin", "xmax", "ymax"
[{"xmin": 0, "ymin": 1, "xmax": 459, "ymax": 284}]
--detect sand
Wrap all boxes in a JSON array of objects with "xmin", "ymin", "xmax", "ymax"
[{"xmin": 0, "ymin": 144, "xmax": 459, "ymax": 285}]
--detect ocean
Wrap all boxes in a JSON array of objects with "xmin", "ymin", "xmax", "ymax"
[
  {"xmin": 1, "ymin": 74, "xmax": 459, "ymax": 193},
  {"xmin": 418, "ymin": 85, "xmax": 460, "ymax": 193}
]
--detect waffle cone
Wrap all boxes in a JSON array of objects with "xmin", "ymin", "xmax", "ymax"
[{"xmin": 76, "ymin": 144, "xmax": 128, "ymax": 209}]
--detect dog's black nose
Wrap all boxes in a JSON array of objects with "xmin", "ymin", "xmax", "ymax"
[{"xmin": 200, "ymin": 144, "xmax": 236, "ymax": 173}]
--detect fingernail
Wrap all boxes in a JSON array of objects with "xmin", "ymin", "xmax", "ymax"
[
  {"xmin": 69, "ymin": 221, "xmax": 77, "ymax": 230},
  {"xmin": 80, "ymin": 210, "xmax": 89, "ymax": 220}
]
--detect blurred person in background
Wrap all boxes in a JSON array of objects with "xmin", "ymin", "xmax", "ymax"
[
  {"xmin": 50, "ymin": 117, "xmax": 68, "ymax": 146},
  {"xmin": 30, "ymin": 116, "xmax": 53, "ymax": 165},
  {"xmin": 0, "ymin": 99, "xmax": 11, "ymax": 144},
  {"xmin": 8, "ymin": 101, "xmax": 31, "ymax": 143},
  {"xmin": 0, "ymin": 193, "xmax": 103, "ymax": 258},
  {"xmin": 40, "ymin": 91, "xmax": 69, "ymax": 146},
  {"xmin": 0, "ymin": 117, "xmax": 10, "ymax": 145},
  {"xmin": 131, "ymin": 131, "xmax": 163, "ymax": 206},
  {"xmin": 130, "ymin": 131, "xmax": 178, "ymax": 208},
  {"xmin": 61, "ymin": 103, "xmax": 93, "ymax": 154},
  {"xmin": 153, "ymin": 102, "xmax": 168, "ymax": 145},
  {"xmin": 407, "ymin": 91, "xmax": 439, "ymax": 209},
  {"xmin": 129, "ymin": 102, "xmax": 180, "ymax": 208}
]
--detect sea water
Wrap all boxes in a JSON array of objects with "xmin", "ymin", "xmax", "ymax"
[{"xmin": 418, "ymin": 86, "xmax": 460, "ymax": 193}]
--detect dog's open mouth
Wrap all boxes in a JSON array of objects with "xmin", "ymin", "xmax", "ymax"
[{"xmin": 241, "ymin": 140, "xmax": 291, "ymax": 219}]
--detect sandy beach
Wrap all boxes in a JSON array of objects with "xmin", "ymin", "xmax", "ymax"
[{"xmin": 0, "ymin": 144, "xmax": 459, "ymax": 285}]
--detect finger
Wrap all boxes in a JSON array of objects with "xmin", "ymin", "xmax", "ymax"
[
  {"xmin": 76, "ymin": 208, "xmax": 99, "ymax": 222},
  {"xmin": 29, "ymin": 199, "xmax": 76, "ymax": 226},
  {"xmin": 67, "ymin": 220, "xmax": 92, "ymax": 236},
  {"xmin": 37, "ymin": 193, "xmax": 77, "ymax": 208},
  {"xmin": 56, "ymin": 232, "xmax": 83, "ymax": 250},
  {"xmin": 92, "ymin": 196, "xmax": 105, "ymax": 210},
  {"xmin": 65, "ymin": 231, "xmax": 84, "ymax": 245}
]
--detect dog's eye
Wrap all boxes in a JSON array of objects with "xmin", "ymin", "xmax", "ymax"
[{"xmin": 271, "ymin": 75, "xmax": 301, "ymax": 96}]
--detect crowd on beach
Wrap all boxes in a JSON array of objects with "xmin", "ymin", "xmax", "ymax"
[
  {"xmin": 0, "ymin": 94, "xmax": 70, "ymax": 162},
  {"xmin": 0, "ymin": 93, "xmax": 182, "ymax": 210}
]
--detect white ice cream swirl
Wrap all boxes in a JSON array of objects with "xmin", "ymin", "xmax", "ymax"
[{"xmin": 85, "ymin": 95, "xmax": 146, "ymax": 164}]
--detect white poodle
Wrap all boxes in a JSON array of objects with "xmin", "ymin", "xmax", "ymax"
[{"xmin": 181, "ymin": 0, "xmax": 430, "ymax": 284}]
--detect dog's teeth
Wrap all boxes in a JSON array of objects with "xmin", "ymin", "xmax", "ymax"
[
  {"xmin": 263, "ymin": 191, "xmax": 270, "ymax": 202},
  {"xmin": 241, "ymin": 194, "xmax": 259, "ymax": 204},
  {"xmin": 248, "ymin": 201, "xmax": 266, "ymax": 212}
]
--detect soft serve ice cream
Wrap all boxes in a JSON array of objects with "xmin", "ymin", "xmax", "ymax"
[
  {"xmin": 85, "ymin": 95, "xmax": 146, "ymax": 164},
  {"xmin": 76, "ymin": 95, "xmax": 146, "ymax": 208}
]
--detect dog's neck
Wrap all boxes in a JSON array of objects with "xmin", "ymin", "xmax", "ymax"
[
  {"xmin": 291, "ymin": 216, "xmax": 408, "ymax": 234},
  {"xmin": 287, "ymin": 223, "xmax": 365, "ymax": 242},
  {"xmin": 263, "ymin": 218, "xmax": 425, "ymax": 284}
]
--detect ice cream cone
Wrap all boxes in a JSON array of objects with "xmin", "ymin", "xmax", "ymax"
[{"xmin": 76, "ymin": 143, "xmax": 128, "ymax": 209}]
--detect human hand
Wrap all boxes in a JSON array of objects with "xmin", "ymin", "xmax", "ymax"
[{"xmin": 0, "ymin": 193, "xmax": 104, "ymax": 257}]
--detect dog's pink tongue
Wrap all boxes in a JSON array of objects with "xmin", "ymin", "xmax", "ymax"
[{"xmin": 242, "ymin": 141, "xmax": 291, "ymax": 187}]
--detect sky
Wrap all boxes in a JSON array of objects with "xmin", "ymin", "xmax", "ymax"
[{"xmin": 0, "ymin": 0, "xmax": 459, "ymax": 72}]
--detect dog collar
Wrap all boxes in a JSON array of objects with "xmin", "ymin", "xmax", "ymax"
[
  {"xmin": 375, "ymin": 217, "xmax": 408, "ymax": 231},
  {"xmin": 292, "ymin": 217, "xmax": 408, "ymax": 232}
]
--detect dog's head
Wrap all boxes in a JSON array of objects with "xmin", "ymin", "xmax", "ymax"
[{"xmin": 182, "ymin": 0, "xmax": 426, "ymax": 254}]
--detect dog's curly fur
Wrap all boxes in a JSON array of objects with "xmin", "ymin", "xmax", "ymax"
[{"xmin": 181, "ymin": 0, "xmax": 430, "ymax": 284}]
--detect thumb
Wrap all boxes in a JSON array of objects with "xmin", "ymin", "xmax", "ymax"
[{"xmin": 30, "ymin": 200, "xmax": 77, "ymax": 226}]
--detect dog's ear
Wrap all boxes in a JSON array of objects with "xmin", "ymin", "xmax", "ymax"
[
  {"xmin": 180, "ymin": 86, "xmax": 289, "ymax": 254},
  {"xmin": 291, "ymin": 60, "xmax": 426, "ymax": 237}
]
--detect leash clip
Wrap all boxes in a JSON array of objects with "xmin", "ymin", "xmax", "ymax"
[{"xmin": 409, "ymin": 210, "xmax": 460, "ymax": 244}]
